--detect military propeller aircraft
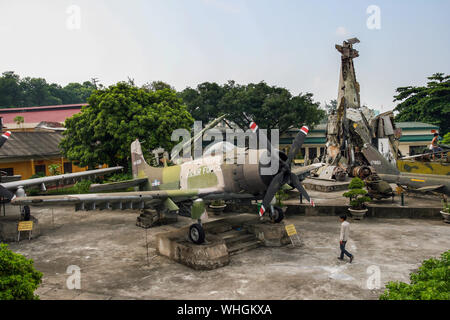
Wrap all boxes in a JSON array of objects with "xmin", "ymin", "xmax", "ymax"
[
  {"xmin": 362, "ymin": 143, "xmax": 450, "ymax": 196},
  {"xmin": 11, "ymin": 122, "xmax": 320, "ymax": 244}
]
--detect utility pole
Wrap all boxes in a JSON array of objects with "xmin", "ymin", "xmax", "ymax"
[{"xmin": 91, "ymin": 77, "xmax": 99, "ymax": 90}]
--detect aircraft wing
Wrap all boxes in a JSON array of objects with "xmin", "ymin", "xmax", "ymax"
[
  {"xmin": 89, "ymin": 178, "xmax": 148, "ymax": 192},
  {"xmin": 1, "ymin": 166, "xmax": 123, "ymax": 191},
  {"xmin": 411, "ymin": 185, "xmax": 445, "ymax": 193},
  {"xmin": 11, "ymin": 188, "xmax": 223, "ymax": 211},
  {"xmin": 291, "ymin": 163, "xmax": 325, "ymax": 179}
]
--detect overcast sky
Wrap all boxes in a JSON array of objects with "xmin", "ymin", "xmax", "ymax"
[{"xmin": 1, "ymin": 0, "xmax": 449, "ymax": 112}]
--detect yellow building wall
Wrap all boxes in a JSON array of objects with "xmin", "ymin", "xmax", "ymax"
[{"xmin": 0, "ymin": 157, "xmax": 89, "ymax": 180}]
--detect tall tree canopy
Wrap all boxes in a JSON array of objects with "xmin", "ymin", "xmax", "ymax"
[
  {"xmin": 179, "ymin": 81, "xmax": 325, "ymax": 135},
  {"xmin": 60, "ymin": 82, "xmax": 194, "ymax": 169},
  {"xmin": 0, "ymin": 71, "xmax": 96, "ymax": 108},
  {"xmin": 394, "ymin": 73, "xmax": 450, "ymax": 135}
]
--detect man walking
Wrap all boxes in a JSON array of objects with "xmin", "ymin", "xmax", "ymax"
[
  {"xmin": 430, "ymin": 133, "xmax": 442, "ymax": 160},
  {"xmin": 338, "ymin": 215, "xmax": 353, "ymax": 263}
]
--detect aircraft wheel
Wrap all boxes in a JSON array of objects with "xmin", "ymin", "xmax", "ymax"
[
  {"xmin": 271, "ymin": 206, "xmax": 284, "ymax": 223},
  {"xmin": 189, "ymin": 223, "xmax": 205, "ymax": 244}
]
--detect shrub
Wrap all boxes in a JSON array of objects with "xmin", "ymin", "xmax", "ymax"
[
  {"xmin": 343, "ymin": 177, "xmax": 371, "ymax": 210},
  {"xmin": 45, "ymin": 180, "xmax": 92, "ymax": 196},
  {"xmin": 275, "ymin": 189, "xmax": 289, "ymax": 207},
  {"xmin": 29, "ymin": 172, "xmax": 45, "ymax": 179},
  {"xmin": 103, "ymin": 172, "xmax": 133, "ymax": 183},
  {"xmin": 0, "ymin": 244, "xmax": 43, "ymax": 300},
  {"xmin": 380, "ymin": 250, "xmax": 450, "ymax": 300},
  {"xmin": 72, "ymin": 180, "xmax": 92, "ymax": 194},
  {"xmin": 48, "ymin": 164, "xmax": 61, "ymax": 176}
]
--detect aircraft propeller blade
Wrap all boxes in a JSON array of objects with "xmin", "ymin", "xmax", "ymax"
[
  {"xmin": 0, "ymin": 131, "xmax": 11, "ymax": 149},
  {"xmin": 286, "ymin": 126, "xmax": 309, "ymax": 166},
  {"xmin": 0, "ymin": 185, "xmax": 15, "ymax": 201},
  {"xmin": 260, "ymin": 170, "xmax": 286, "ymax": 216},
  {"xmin": 249, "ymin": 122, "xmax": 314, "ymax": 216},
  {"xmin": 290, "ymin": 172, "xmax": 315, "ymax": 206}
]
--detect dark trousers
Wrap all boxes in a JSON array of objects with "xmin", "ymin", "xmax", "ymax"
[{"xmin": 340, "ymin": 241, "xmax": 353, "ymax": 259}]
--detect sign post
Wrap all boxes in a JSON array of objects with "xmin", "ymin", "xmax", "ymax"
[
  {"xmin": 285, "ymin": 224, "xmax": 302, "ymax": 247},
  {"xmin": 17, "ymin": 221, "xmax": 33, "ymax": 242}
]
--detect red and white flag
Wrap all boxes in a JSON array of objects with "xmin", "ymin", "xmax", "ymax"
[{"xmin": 259, "ymin": 205, "xmax": 265, "ymax": 217}]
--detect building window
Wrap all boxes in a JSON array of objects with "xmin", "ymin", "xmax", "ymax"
[
  {"xmin": 64, "ymin": 162, "xmax": 73, "ymax": 173},
  {"xmin": 34, "ymin": 164, "xmax": 46, "ymax": 176},
  {"xmin": 309, "ymin": 147, "xmax": 317, "ymax": 160},
  {"xmin": 0, "ymin": 168, "xmax": 14, "ymax": 176},
  {"xmin": 319, "ymin": 147, "xmax": 325, "ymax": 157},
  {"xmin": 300, "ymin": 148, "xmax": 306, "ymax": 158},
  {"xmin": 409, "ymin": 145, "xmax": 427, "ymax": 156}
]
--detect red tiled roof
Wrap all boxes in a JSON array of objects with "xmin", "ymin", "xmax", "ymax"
[{"xmin": 0, "ymin": 104, "xmax": 85, "ymax": 124}]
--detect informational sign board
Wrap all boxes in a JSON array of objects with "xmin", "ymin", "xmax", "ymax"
[
  {"xmin": 17, "ymin": 221, "xmax": 33, "ymax": 241},
  {"xmin": 18, "ymin": 221, "xmax": 33, "ymax": 231},
  {"xmin": 285, "ymin": 224, "xmax": 297, "ymax": 237},
  {"xmin": 285, "ymin": 224, "xmax": 302, "ymax": 247}
]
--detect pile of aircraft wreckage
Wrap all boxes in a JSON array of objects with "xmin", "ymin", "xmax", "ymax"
[{"xmin": 311, "ymin": 38, "xmax": 449, "ymax": 199}]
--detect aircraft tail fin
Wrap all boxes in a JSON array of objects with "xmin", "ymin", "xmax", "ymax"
[
  {"xmin": 131, "ymin": 139, "xmax": 152, "ymax": 179},
  {"xmin": 362, "ymin": 143, "xmax": 400, "ymax": 175}
]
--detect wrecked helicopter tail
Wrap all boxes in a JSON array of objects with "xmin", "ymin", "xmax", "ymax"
[{"xmin": 362, "ymin": 143, "xmax": 400, "ymax": 176}]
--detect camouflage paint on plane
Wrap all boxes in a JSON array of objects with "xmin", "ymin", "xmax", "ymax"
[
  {"xmin": 397, "ymin": 159, "xmax": 450, "ymax": 176},
  {"xmin": 362, "ymin": 143, "xmax": 450, "ymax": 195},
  {"xmin": 131, "ymin": 139, "xmax": 269, "ymax": 196}
]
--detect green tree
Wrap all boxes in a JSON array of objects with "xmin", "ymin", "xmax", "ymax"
[
  {"xmin": 0, "ymin": 243, "xmax": 43, "ymax": 300},
  {"xmin": 143, "ymin": 81, "xmax": 174, "ymax": 92},
  {"xmin": 324, "ymin": 99, "xmax": 337, "ymax": 115},
  {"xmin": 19, "ymin": 77, "xmax": 62, "ymax": 106},
  {"xmin": 380, "ymin": 250, "xmax": 450, "ymax": 300},
  {"xmin": 179, "ymin": 82, "xmax": 224, "ymax": 124},
  {"xmin": 394, "ymin": 73, "xmax": 450, "ymax": 135},
  {"xmin": 442, "ymin": 132, "xmax": 450, "ymax": 145},
  {"xmin": 0, "ymin": 72, "xmax": 96, "ymax": 108},
  {"xmin": 0, "ymin": 71, "xmax": 22, "ymax": 107},
  {"xmin": 179, "ymin": 81, "xmax": 325, "ymax": 135},
  {"xmin": 60, "ymin": 82, "xmax": 194, "ymax": 170},
  {"xmin": 14, "ymin": 116, "xmax": 24, "ymax": 127}
]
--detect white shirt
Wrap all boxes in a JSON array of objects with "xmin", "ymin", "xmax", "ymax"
[{"xmin": 340, "ymin": 221, "xmax": 350, "ymax": 241}]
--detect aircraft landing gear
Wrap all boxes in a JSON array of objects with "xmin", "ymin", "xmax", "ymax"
[
  {"xmin": 270, "ymin": 206, "xmax": 284, "ymax": 223},
  {"xmin": 21, "ymin": 205, "xmax": 31, "ymax": 221},
  {"xmin": 189, "ymin": 223, "xmax": 205, "ymax": 244}
]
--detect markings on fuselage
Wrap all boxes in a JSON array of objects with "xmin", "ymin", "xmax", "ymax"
[{"xmin": 180, "ymin": 156, "xmax": 225, "ymax": 190}]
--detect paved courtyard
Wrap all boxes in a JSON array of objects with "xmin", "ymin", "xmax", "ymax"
[{"xmin": 6, "ymin": 204, "xmax": 449, "ymax": 300}]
